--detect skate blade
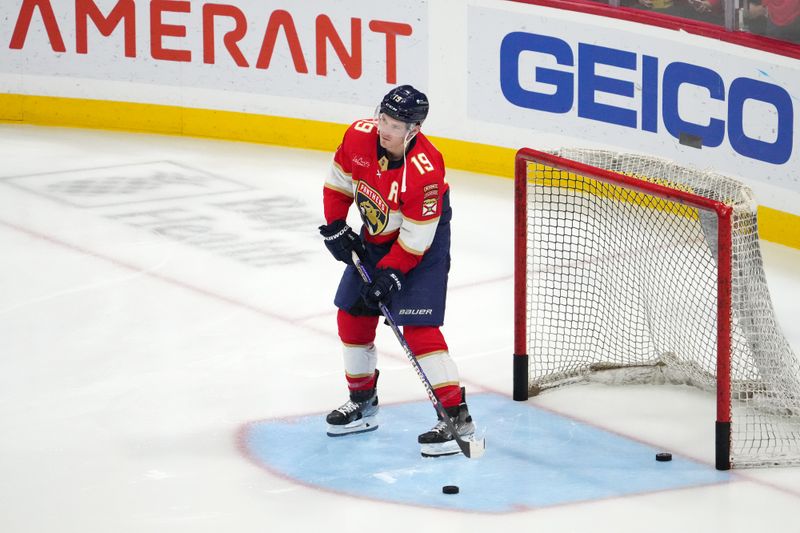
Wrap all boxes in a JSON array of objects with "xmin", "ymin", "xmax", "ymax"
[
  {"xmin": 419, "ymin": 438, "xmax": 466, "ymax": 457},
  {"xmin": 326, "ymin": 416, "xmax": 378, "ymax": 437},
  {"xmin": 421, "ymin": 449, "xmax": 461, "ymax": 458}
]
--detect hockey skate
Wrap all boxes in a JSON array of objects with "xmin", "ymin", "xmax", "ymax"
[
  {"xmin": 418, "ymin": 388, "xmax": 476, "ymax": 457},
  {"xmin": 326, "ymin": 370, "xmax": 379, "ymax": 437}
]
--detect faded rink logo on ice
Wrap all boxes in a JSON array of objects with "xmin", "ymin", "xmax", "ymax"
[{"xmin": 1, "ymin": 161, "xmax": 318, "ymax": 267}]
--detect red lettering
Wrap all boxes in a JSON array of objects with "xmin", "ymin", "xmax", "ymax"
[
  {"xmin": 256, "ymin": 10, "xmax": 308, "ymax": 73},
  {"xmin": 9, "ymin": 0, "xmax": 66, "ymax": 52},
  {"xmin": 76, "ymin": 0, "xmax": 136, "ymax": 57},
  {"xmin": 8, "ymin": 3, "xmax": 413, "ymax": 83},
  {"xmin": 150, "ymin": 0, "xmax": 191, "ymax": 62},
  {"xmin": 315, "ymin": 15, "xmax": 362, "ymax": 79},
  {"xmin": 202, "ymin": 4, "xmax": 248, "ymax": 67},
  {"xmin": 369, "ymin": 20, "xmax": 412, "ymax": 84}
]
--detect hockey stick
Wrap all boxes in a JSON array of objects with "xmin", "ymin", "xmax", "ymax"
[{"xmin": 352, "ymin": 251, "xmax": 485, "ymax": 459}]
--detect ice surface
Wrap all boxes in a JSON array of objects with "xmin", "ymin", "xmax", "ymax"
[{"xmin": 0, "ymin": 124, "xmax": 798, "ymax": 532}]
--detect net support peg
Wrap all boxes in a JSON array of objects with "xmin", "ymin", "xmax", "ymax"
[{"xmin": 513, "ymin": 353, "xmax": 529, "ymax": 401}]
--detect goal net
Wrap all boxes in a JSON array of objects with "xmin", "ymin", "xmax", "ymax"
[{"xmin": 513, "ymin": 147, "xmax": 800, "ymax": 469}]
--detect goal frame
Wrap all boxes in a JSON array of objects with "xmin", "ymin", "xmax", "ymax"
[{"xmin": 513, "ymin": 147, "xmax": 735, "ymax": 470}]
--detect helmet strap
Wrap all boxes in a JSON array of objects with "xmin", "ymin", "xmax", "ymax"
[{"xmin": 401, "ymin": 128, "xmax": 418, "ymax": 194}]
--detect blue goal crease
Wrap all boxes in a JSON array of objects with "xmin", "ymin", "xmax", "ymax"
[{"xmin": 241, "ymin": 393, "xmax": 731, "ymax": 513}]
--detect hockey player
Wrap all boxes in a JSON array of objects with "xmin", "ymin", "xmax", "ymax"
[{"xmin": 318, "ymin": 85, "xmax": 477, "ymax": 457}]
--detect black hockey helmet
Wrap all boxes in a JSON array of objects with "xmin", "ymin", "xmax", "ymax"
[{"xmin": 379, "ymin": 85, "xmax": 429, "ymax": 125}]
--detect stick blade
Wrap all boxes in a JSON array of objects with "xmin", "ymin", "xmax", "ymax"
[{"xmin": 461, "ymin": 435, "xmax": 486, "ymax": 459}]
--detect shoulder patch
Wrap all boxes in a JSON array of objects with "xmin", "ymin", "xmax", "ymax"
[
  {"xmin": 422, "ymin": 197, "xmax": 438, "ymax": 216},
  {"xmin": 423, "ymin": 183, "xmax": 439, "ymax": 199}
]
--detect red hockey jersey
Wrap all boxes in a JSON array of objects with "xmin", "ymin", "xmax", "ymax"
[{"xmin": 323, "ymin": 119, "xmax": 449, "ymax": 274}]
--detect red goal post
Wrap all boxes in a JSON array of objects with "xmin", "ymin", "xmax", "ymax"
[{"xmin": 514, "ymin": 147, "xmax": 737, "ymax": 470}]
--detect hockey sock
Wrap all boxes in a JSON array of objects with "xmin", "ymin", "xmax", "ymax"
[
  {"xmin": 404, "ymin": 326, "xmax": 461, "ymax": 408},
  {"xmin": 337, "ymin": 310, "xmax": 380, "ymax": 392}
]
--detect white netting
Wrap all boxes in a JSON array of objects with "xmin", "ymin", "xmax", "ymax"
[{"xmin": 523, "ymin": 148, "xmax": 800, "ymax": 468}]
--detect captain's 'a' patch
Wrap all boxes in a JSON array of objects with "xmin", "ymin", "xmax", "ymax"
[
  {"xmin": 356, "ymin": 181, "xmax": 389, "ymax": 235},
  {"xmin": 422, "ymin": 197, "xmax": 438, "ymax": 216}
]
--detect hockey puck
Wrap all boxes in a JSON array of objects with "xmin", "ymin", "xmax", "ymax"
[
  {"xmin": 656, "ymin": 452, "xmax": 673, "ymax": 462},
  {"xmin": 442, "ymin": 485, "xmax": 459, "ymax": 494}
]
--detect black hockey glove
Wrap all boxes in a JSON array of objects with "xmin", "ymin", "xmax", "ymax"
[
  {"xmin": 319, "ymin": 220, "xmax": 365, "ymax": 265},
  {"xmin": 361, "ymin": 268, "xmax": 405, "ymax": 309}
]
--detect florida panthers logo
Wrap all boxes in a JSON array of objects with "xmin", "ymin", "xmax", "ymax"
[{"xmin": 356, "ymin": 181, "xmax": 389, "ymax": 235}]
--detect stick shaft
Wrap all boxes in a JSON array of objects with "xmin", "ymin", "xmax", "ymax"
[{"xmin": 351, "ymin": 252, "xmax": 480, "ymax": 457}]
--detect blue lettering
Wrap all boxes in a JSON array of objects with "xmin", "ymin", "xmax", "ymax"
[
  {"xmin": 578, "ymin": 43, "xmax": 637, "ymax": 128},
  {"xmin": 500, "ymin": 32, "xmax": 573, "ymax": 113},
  {"xmin": 662, "ymin": 62, "xmax": 725, "ymax": 148},
  {"xmin": 498, "ymin": 32, "xmax": 794, "ymax": 165},
  {"xmin": 641, "ymin": 55, "xmax": 659, "ymax": 133},
  {"xmin": 728, "ymin": 78, "xmax": 793, "ymax": 165}
]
